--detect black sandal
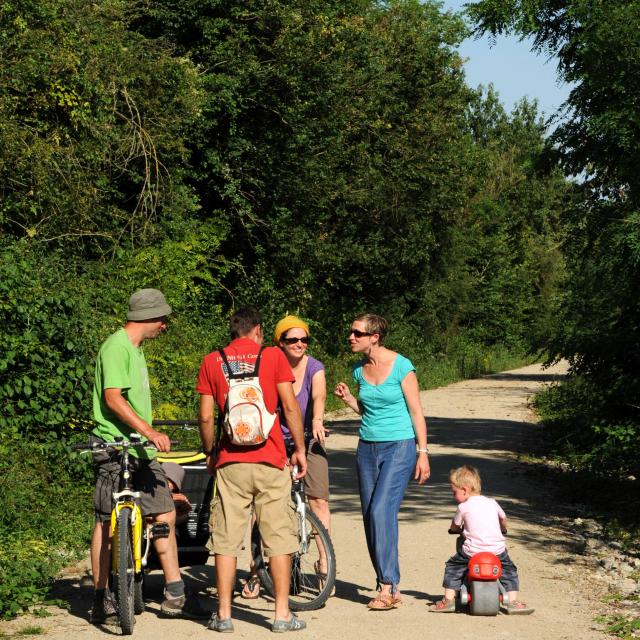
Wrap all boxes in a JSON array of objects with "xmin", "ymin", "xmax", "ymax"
[{"xmin": 241, "ymin": 575, "xmax": 260, "ymax": 599}]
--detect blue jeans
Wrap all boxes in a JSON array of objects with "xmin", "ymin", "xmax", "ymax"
[{"xmin": 356, "ymin": 438, "xmax": 415, "ymax": 593}]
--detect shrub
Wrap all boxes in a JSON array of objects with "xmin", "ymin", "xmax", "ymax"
[{"xmin": 0, "ymin": 438, "xmax": 93, "ymax": 619}]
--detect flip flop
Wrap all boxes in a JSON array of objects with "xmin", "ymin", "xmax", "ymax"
[
  {"xmin": 241, "ymin": 575, "xmax": 260, "ymax": 599},
  {"xmin": 367, "ymin": 594, "xmax": 398, "ymax": 611},
  {"xmin": 431, "ymin": 597, "xmax": 456, "ymax": 613},
  {"xmin": 502, "ymin": 600, "xmax": 534, "ymax": 615}
]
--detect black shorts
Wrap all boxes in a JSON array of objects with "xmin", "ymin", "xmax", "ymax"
[{"xmin": 92, "ymin": 440, "xmax": 174, "ymax": 523}]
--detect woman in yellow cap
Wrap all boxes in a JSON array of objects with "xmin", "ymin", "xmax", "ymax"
[
  {"xmin": 274, "ymin": 316, "xmax": 332, "ymax": 584},
  {"xmin": 241, "ymin": 314, "xmax": 332, "ymax": 600}
]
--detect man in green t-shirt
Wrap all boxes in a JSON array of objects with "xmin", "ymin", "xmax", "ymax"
[{"xmin": 90, "ymin": 288, "xmax": 208, "ymax": 625}]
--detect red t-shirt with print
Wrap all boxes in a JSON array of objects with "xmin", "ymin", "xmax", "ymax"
[{"xmin": 196, "ymin": 337, "xmax": 294, "ymax": 468}]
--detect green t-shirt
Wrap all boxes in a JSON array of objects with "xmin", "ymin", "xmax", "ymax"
[{"xmin": 92, "ymin": 328, "xmax": 154, "ymax": 459}]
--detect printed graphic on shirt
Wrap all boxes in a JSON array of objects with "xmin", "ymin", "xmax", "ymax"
[{"xmin": 221, "ymin": 357, "xmax": 258, "ymax": 380}]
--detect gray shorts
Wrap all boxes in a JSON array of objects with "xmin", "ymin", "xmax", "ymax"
[
  {"xmin": 305, "ymin": 440, "xmax": 330, "ymax": 501},
  {"xmin": 92, "ymin": 442, "xmax": 174, "ymax": 523}
]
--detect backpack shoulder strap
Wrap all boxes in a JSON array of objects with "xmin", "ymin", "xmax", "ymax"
[
  {"xmin": 218, "ymin": 348, "xmax": 231, "ymax": 374},
  {"xmin": 252, "ymin": 346, "xmax": 265, "ymax": 376},
  {"xmin": 219, "ymin": 346, "xmax": 265, "ymax": 380}
]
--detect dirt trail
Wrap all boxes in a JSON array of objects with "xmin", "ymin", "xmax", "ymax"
[{"xmin": 1, "ymin": 361, "xmax": 606, "ymax": 639}]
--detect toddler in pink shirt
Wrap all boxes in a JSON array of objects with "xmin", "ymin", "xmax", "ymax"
[{"xmin": 432, "ymin": 465, "xmax": 533, "ymax": 615}]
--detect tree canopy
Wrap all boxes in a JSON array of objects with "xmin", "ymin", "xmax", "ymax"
[
  {"xmin": 0, "ymin": 0, "xmax": 568, "ymax": 433},
  {"xmin": 466, "ymin": 0, "xmax": 640, "ymax": 473}
]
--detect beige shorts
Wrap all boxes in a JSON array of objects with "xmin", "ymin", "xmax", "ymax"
[
  {"xmin": 210, "ymin": 463, "xmax": 298, "ymax": 557},
  {"xmin": 305, "ymin": 440, "xmax": 330, "ymax": 501}
]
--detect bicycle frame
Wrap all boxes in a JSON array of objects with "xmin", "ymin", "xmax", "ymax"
[
  {"xmin": 251, "ymin": 462, "xmax": 336, "ymax": 610},
  {"xmin": 291, "ymin": 466, "xmax": 308, "ymax": 554},
  {"xmin": 77, "ymin": 436, "xmax": 157, "ymax": 576}
]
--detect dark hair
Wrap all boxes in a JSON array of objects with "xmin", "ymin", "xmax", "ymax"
[{"xmin": 230, "ymin": 306, "xmax": 262, "ymax": 339}]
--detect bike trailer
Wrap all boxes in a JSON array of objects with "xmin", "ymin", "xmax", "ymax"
[{"xmin": 154, "ymin": 451, "xmax": 213, "ymax": 568}]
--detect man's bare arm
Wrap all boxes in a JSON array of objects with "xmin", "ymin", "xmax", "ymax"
[{"xmin": 104, "ymin": 388, "xmax": 170, "ymax": 452}]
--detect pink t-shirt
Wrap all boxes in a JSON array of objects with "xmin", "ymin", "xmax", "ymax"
[{"xmin": 453, "ymin": 495, "xmax": 506, "ymax": 556}]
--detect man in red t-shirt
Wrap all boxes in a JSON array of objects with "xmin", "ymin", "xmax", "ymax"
[{"xmin": 197, "ymin": 306, "xmax": 307, "ymax": 633}]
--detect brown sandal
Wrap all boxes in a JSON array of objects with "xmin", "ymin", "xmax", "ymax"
[{"xmin": 367, "ymin": 594, "xmax": 398, "ymax": 611}]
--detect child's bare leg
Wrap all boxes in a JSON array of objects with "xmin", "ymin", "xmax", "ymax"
[
  {"xmin": 444, "ymin": 588, "xmax": 456, "ymax": 601},
  {"xmin": 507, "ymin": 590, "xmax": 518, "ymax": 603}
]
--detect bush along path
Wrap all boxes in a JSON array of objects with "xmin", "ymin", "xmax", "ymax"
[{"xmin": 0, "ymin": 361, "xmax": 616, "ymax": 639}]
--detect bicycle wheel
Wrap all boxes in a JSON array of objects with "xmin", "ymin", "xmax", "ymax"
[
  {"xmin": 115, "ymin": 508, "xmax": 136, "ymax": 634},
  {"xmin": 253, "ymin": 508, "xmax": 336, "ymax": 611}
]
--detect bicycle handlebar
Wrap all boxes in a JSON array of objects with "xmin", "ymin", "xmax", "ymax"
[
  {"xmin": 72, "ymin": 438, "xmax": 179, "ymax": 451},
  {"xmin": 152, "ymin": 420, "xmax": 198, "ymax": 427}
]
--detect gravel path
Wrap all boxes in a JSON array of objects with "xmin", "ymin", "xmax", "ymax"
[{"xmin": 1, "ymin": 361, "xmax": 606, "ymax": 639}]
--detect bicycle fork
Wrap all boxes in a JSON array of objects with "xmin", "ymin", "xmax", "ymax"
[
  {"xmin": 111, "ymin": 491, "xmax": 144, "ymax": 573},
  {"xmin": 292, "ymin": 484, "xmax": 308, "ymax": 553}
]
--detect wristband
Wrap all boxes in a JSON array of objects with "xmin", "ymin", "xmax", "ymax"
[{"xmin": 417, "ymin": 448, "xmax": 429, "ymax": 453}]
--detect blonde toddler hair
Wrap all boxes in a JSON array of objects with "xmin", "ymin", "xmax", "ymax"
[{"xmin": 449, "ymin": 465, "xmax": 482, "ymax": 494}]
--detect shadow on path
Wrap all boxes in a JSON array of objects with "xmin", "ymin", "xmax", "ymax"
[
  {"xmin": 327, "ymin": 414, "xmax": 576, "ymax": 563},
  {"xmin": 482, "ymin": 371, "xmax": 567, "ymax": 383}
]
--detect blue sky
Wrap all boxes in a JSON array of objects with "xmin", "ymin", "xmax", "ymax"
[{"xmin": 439, "ymin": 0, "xmax": 570, "ymax": 121}]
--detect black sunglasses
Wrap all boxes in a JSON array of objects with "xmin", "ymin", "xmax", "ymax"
[
  {"xmin": 282, "ymin": 336, "xmax": 310, "ymax": 345},
  {"xmin": 349, "ymin": 329, "xmax": 372, "ymax": 338}
]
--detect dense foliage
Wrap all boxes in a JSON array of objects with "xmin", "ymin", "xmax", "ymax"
[
  {"xmin": 0, "ymin": 0, "xmax": 567, "ymax": 618},
  {"xmin": 466, "ymin": 0, "xmax": 640, "ymax": 475}
]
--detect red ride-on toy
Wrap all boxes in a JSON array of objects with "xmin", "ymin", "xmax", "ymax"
[{"xmin": 459, "ymin": 551, "xmax": 508, "ymax": 616}]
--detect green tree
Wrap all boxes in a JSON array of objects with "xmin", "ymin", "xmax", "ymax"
[
  {"xmin": 451, "ymin": 89, "xmax": 568, "ymax": 348},
  {"xmin": 0, "ymin": 0, "xmax": 202, "ymax": 256},
  {"xmin": 466, "ymin": 0, "xmax": 640, "ymax": 473},
  {"xmin": 135, "ymin": 0, "xmax": 479, "ymax": 343}
]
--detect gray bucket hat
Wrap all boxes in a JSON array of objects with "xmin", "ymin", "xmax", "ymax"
[
  {"xmin": 127, "ymin": 288, "xmax": 172, "ymax": 321},
  {"xmin": 162, "ymin": 462, "xmax": 185, "ymax": 492}
]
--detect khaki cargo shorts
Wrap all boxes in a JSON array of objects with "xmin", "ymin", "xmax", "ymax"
[{"xmin": 210, "ymin": 462, "xmax": 298, "ymax": 557}]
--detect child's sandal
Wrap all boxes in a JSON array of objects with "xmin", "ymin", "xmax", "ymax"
[
  {"xmin": 502, "ymin": 600, "xmax": 534, "ymax": 615},
  {"xmin": 431, "ymin": 597, "xmax": 456, "ymax": 613}
]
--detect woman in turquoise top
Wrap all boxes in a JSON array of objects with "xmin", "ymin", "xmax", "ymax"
[{"xmin": 335, "ymin": 313, "xmax": 429, "ymax": 610}]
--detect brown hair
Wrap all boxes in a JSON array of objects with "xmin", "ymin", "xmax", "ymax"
[
  {"xmin": 353, "ymin": 313, "xmax": 389, "ymax": 344},
  {"xmin": 449, "ymin": 465, "xmax": 482, "ymax": 494},
  {"xmin": 229, "ymin": 306, "xmax": 262, "ymax": 339}
]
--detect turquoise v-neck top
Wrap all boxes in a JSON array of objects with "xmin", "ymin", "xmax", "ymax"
[{"xmin": 352, "ymin": 354, "xmax": 416, "ymax": 442}]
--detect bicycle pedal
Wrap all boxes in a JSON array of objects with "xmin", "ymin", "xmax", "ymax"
[{"xmin": 151, "ymin": 522, "xmax": 170, "ymax": 539}]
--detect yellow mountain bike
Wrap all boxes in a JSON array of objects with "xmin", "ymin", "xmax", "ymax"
[{"xmin": 76, "ymin": 434, "xmax": 163, "ymax": 634}]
